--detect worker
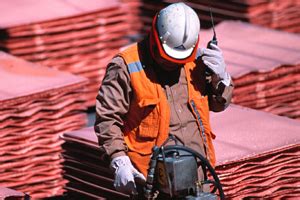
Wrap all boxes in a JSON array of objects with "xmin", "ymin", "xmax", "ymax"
[{"xmin": 94, "ymin": 2, "xmax": 234, "ymax": 197}]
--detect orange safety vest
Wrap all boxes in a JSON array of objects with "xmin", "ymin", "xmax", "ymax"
[{"xmin": 119, "ymin": 43, "xmax": 216, "ymax": 177}]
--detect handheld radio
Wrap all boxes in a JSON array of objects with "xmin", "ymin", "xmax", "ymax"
[{"xmin": 207, "ymin": 8, "xmax": 217, "ymax": 48}]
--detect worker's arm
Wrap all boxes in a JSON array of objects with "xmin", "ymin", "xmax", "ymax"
[
  {"xmin": 95, "ymin": 56, "xmax": 146, "ymax": 194},
  {"xmin": 201, "ymin": 43, "xmax": 234, "ymax": 112},
  {"xmin": 94, "ymin": 56, "xmax": 131, "ymax": 160}
]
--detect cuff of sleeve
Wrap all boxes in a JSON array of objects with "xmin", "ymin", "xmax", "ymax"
[
  {"xmin": 110, "ymin": 151, "xmax": 127, "ymax": 161},
  {"xmin": 219, "ymin": 72, "xmax": 231, "ymax": 87}
]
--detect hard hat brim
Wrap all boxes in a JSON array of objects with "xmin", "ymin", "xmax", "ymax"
[{"xmin": 162, "ymin": 43, "xmax": 195, "ymax": 59}]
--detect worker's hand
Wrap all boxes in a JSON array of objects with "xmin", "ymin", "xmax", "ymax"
[
  {"xmin": 110, "ymin": 156, "xmax": 146, "ymax": 195},
  {"xmin": 202, "ymin": 43, "xmax": 231, "ymax": 86}
]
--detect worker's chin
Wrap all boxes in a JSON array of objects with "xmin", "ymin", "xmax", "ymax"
[
  {"xmin": 160, "ymin": 63, "xmax": 180, "ymax": 71},
  {"xmin": 155, "ymin": 56, "xmax": 182, "ymax": 71}
]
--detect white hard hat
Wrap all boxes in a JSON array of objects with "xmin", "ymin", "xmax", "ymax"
[{"xmin": 151, "ymin": 3, "xmax": 200, "ymax": 63}]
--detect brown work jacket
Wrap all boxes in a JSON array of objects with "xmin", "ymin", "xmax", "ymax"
[{"xmin": 94, "ymin": 38, "xmax": 234, "ymax": 176}]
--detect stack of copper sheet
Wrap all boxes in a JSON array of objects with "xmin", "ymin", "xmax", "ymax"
[
  {"xmin": 119, "ymin": 0, "xmax": 144, "ymax": 36},
  {"xmin": 61, "ymin": 128, "xmax": 129, "ymax": 199},
  {"xmin": 119, "ymin": 0, "xmax": 166, "ymax": 37},
  {"xmin": 0, "ymin": 51, "xmax": 88, "ymax": 198},
  {"xmin": 119, "ymin": 0, "xmax": 300, "ymax": 33},
  {"xmin": 211, "ymin": 105, "xmax": 300, "ymax": 199},
  {"xmin": 163, "ymin": 0, "xmax": 300, "ymax": 32},
  {"xmin": 62, "ymin": 104, "xmax": 300, "ymax": 199},
  {"xmin": 0, "ymin": 0, "xmax": 129, "ymax": 107},
  {"xmin": 199, "ymin": 21, "xmax": 300, "ymax": 120},
  {"xmin": 0, "ymin": 186, "xmax": 28, "ymax": 200}
]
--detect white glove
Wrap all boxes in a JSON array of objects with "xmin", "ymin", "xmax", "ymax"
[
  {"xmin": 110, "ymin": 156, "xmax": 146, "ymax": 195},
  {"xmin": 202, "ymin": 43, "xmax": 231, "ymax": 86}
]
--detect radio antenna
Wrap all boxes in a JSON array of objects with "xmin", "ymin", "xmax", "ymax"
[
  {"xmin": 209, "ymin": 8, "xmax": 217, "ymax": 45},
  {"xmin": 210, "ymin": 8, "xmax": 217, "ymax": 42}
]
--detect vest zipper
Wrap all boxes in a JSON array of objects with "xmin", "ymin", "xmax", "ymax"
[{"xmin": 190, "ymin": 99, "xmax": 209, "ymax": 159}]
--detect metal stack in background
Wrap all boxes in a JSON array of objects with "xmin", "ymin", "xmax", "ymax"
[
  {"xmin": 119, "ymin": 0, "xmax": 144, "ymax": 36},
  {"xmin": 119, "ymin": 0, "xmax": 300, "ymax": 33},
  {"xmin": 0, "ymin": 52, "xmax": 88, "ymax": 198},
  {"xmin": 61, "ymin": 128, "xmax": 129, "ymax": 199},
  {"xmin": 0, "ymin": 0, "xmax": 130, "ymax": 107},
  {"xmin": 61, "ymin": 104, "xmax": 300, "ymax": 199},
  {"xmin": 211, "ymin": 105, "xmax": 300, "ymax": 199},
  {"xmin": 199, "ymin": 21, "xmax": 300, "ymax": 120},
  {"xmin": 164, "ymin": 0, "xmax": 300, "ymax": 32},
  {"xmin": 118, "ymin": 0, "xmax": 166, "ymax": 40},
  {"xmin": 117, "ymin": 0, "xmax": 300, "ymax": 35}
]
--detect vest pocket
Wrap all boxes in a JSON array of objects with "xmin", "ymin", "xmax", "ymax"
[{"xmin": 138, "ymin": 105, "xmax": 159, "ymax": 139}]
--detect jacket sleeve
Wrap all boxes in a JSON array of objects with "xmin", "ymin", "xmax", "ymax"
[
  {"xmin": 207, "ymin": 73, "xmax": 234, "ymax": 112},
  {"xmin": 94, "ymin": 56, "xmax": 131, "ymax": 160}
]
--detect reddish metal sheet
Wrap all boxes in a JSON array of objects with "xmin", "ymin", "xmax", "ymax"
[
  {"xmin": 233, "ymin": 72, "xmax": 300, "ymax": 95},
  {"xmin": 217, "ymin": 152, "xmax": 300, "ymax": 175},
  {"xmin": 65, "ymin": 174, "xmax": 129, "ymax": 199},
  {"xmin": 14, "ymin": 178, "xmax": 67, "ymax": 198},
  {"xmin": 0, "ymin": 142, "xmax": 63, "ymax": 162},
  {"xmin": 232, "ymin": 65, "xmax": 300, "ymax": 87},
  {"xmin": 165, "ymin": 0, "xmax": 300, "ymax": 33},
  {"xmin": 7, "ymin": 11, "xmax": 126, "ymax": 39},
  {"xmin": 233, "ymin": 87, "xmax": 300, "ymax": 107},
  {"xmin": 2, "ymin": 168, "xmax": 63, "ymax": 186},
  {"xmin": 6, "ymin": 30, "xmax": 128, "ymax": 55},
  {"xmin": 0, "ymin": 113, "xmax": 86, "ymax": 138},
  {"xmin": 37, "ymin": 51, "xmax": 112, "ymax": 69},
  {"xmin": 63, "ymin": 156, "xmax": 110, "ymax": 174},
  {"xmin": 0, "ymin": 52, "xmax": 88, "ymax": 198},
  {"xmin": 210, "ymin": 104, "xmax": 300, "ymax": 198},
  {"xmin": 62, "ymin": 127, "xmax": 98, "ymax": 147},
  {"xmin": 0, "ymin": 104, "xmax": 86, "ymax": 129},
  {"xmin": 224, "ymin": 180, "xmax": 300, "ymax": 198},
  {"xmin": 0, "ymin": 98, "xmax": 85, "ymax": 121},
  {"xmin": 0, "ymin": 0, "xmax": 119, "ymax": 28},
  {"xmin": 4, "ymin": 4, "xmax": 123, "ymax": 36},
  {"xmin": 61, "ymin": 127, "xmax": 131, "ymax": 199},
  {"xmin": 0, "ymin": 160, "xmax": 62, "ymax": 175},
  {"xmin": 0, "ymin": 1, "xmax": 130, "ymax": 107},
  {"xmin": 0, "ymin": 155, "xmax": 62, "ymax": 172},
  {"xmin": 0, "ymin": 124, "xmax": 84, "ymax": 146},
  {"xmin": 220, "ymin": 167, "xmax": 300, "ymax": 186},
  {"xmin": 0, "ymin": 52, "xmax": 87, "ymax": 105},
  {"xmin": 211, "ymin": 105, "xmax": 300, "ymax": 164},
  {"xmin": 200, "ymin": 23, "xmax": 300, "ymax": 78}
]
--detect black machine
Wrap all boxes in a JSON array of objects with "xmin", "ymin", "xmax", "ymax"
[{"xmin": 143, "ymin": 136, "xmax": 224, "ymax": 200}]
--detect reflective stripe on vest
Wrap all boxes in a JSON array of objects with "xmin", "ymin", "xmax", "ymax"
[{"xmin": 128, "ymin": 62, "xmax": 144, "ymax": 74}]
